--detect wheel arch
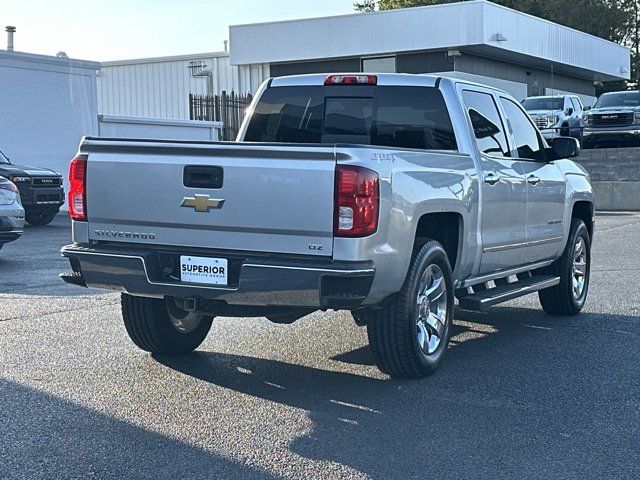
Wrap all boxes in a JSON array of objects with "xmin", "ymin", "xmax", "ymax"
[
  {"xmin": 413, "ymin": 211, "xmax": 463, "ymax": 276},
  {"xmin": 571, "ymin": 200, "xmax": 594, "ymax": 239}
]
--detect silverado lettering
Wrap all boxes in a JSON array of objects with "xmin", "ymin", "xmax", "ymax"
[{"xmin": 94, "ymin": 230, "xmax": 156, "ymax": 240}]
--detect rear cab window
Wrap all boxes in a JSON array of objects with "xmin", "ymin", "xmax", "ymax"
[{"xmin": 244, "ymin": 85, "xmax": 458, "ymax": 151}]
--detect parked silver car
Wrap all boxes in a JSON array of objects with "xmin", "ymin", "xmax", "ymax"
[{"xmin": 0, "ymin": 177, "xmax": 25, "ymax": 251}]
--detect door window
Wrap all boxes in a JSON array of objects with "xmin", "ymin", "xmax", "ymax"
[
  {"xmin": 570, "ymin": 97, "xmax": 581, "ymax": 113},
  {"xmin": 462, "ymin": 90, "xmax": 510, "ymax": 157},
  {"xmin": 500, "ymin": 97, "xmax": 545, "ymax": 161}
]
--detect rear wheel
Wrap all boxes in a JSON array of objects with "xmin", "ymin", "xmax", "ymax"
[
  {"xmin": 366, "ymin": 240, "xmax": 454, "ymax": 378},
  {"xmin": 121, "ymin": 294, "xmax": 213, "ymax": 354},
  {"xmin": 538, "ymin": 219, "xmax": 591, "ymax": 315},
  {"xmin": 25, "ymin": 210, "xmax": 57, "ymax": 226}
]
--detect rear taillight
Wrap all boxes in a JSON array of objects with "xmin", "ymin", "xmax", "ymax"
[
  {"xmin": 68, "ymin": 155, "xmax": 87, "ymax": 221},
  {"xmin": 324, "ymin": 74, "xmax": 377, "ymax": 85},
  {"xmin": 334, "ymin": 165, "xmax": 379, "ymax": 237}
]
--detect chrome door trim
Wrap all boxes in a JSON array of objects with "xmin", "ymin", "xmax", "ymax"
[
  {"xmin": 482, "ymin": 236, "xmax": 563, "ymax": 253},
  {"xmin": 526, "ymin": 236, "xmax": 564, "ymax": 247},
  {"xmin": 482, "ymin": 242, "xmax": 525, "ymax": 253}
]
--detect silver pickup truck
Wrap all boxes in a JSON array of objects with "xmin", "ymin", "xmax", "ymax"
[{"xmin": 61, "ymin": 74, "xmax": 594, "ymax": 378}]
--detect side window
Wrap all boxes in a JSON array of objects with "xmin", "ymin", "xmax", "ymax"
[
  {"xmin": 244, "ymin": 86, "xmax": 323, "ymax": 143},
  {"xmin": 462, "ymin": 90, "xmax": 509, "ymax": 157},
  {"xmin": 500, "ymin": 97, "xmax": 544, "ymax": 161},
  {"xmin": 570, "ymin": 97, "xmax": 581, "ymax": 112},
  {"xmin": 372, "ymin": 87, "xmax": 458, "ymax": 151}
]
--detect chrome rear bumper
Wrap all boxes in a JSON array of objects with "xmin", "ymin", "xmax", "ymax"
[{"xmin": 61, "ymin": 244, "xmax": 375, "ymax": 309}]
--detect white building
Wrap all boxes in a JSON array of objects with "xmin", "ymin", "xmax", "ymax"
[
  {"xmin": 97, "ymin": 51, "xmax": 269, "ymax": 119},
  {"xmin": 230, "ymin": 0, "xmax": 629, "ymax": 105},
  {"xmin": 97, "ymin": 0, "xmax": 630, "ymax": 119},
  {"xmin": 0, "ymin": 50, "xmax": 100, "ymax": 188}
]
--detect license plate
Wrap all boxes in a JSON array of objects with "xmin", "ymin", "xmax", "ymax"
[{"xmin": 180, "ymin": 256, "xmax": 228, "ymax": 285}]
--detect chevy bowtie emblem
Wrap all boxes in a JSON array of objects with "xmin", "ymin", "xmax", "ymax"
[{"xmin": 180, "ymin": 194, "xmax": 225, "ymax": 212}]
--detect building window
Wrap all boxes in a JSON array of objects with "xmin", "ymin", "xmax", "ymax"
[{"xmin": 362, "ymin": 56, "xmax": 396, "ymax": 73}]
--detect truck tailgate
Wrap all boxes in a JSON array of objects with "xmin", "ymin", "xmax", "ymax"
[{"xmin": 84, "ymin": 140, "xmax": 336, "ymax": 256}]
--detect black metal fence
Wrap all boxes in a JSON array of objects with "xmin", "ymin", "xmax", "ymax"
[{"xmin": 189, "ymin": 92, "xmax": 253, "ymax": 141}]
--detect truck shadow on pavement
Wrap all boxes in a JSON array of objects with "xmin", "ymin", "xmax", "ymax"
[
  {"xmin": 0, "ymin": 378, "xmax": 277, "ymax": 480},
  {"xmin": 155, "ymin": 305, "xmax": 639, "ymax": 479}
]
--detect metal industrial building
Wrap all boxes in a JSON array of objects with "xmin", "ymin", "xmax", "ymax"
[
  {"xmin": 98, "ymin": 0, "xmax": 630, "ymax": 120},
  {"xmin": 229, "ymin": 0, "xmax": 630, "ymax": 104},
  {"xmin": 97, "ymin": 51, "xmax": 269, "ymax": 119},
  {"xmin": 0, "ymin": 49, "xmax": 99, "ymax": 190}
]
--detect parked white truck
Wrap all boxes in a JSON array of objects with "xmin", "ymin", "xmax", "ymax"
[
  {"xmin": 522, "ymin": 95, "xmax": 585, "ymax": 140},
  {"xmin": 61, "ymin": 74, "xmax": 594, "ymax": 378}
]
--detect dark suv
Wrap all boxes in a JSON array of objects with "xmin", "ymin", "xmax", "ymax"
[
  {"xmin": 582, "ymin": 90, "xmax": 640, "ymax": 148},
  {"xmin": 0, "ymin": 149, "xmax": 64, "ymax": 225}
]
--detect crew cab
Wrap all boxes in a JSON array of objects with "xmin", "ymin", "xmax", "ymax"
[
  {"xmin": 61, "ymin": 74, "xmax": 594, "ymax": 378},
  {"xmin": 582, "ymin": 90, "xmax": 640, "ymax": 148},
  {"xmin": 0, "ymin": 148, "xmax": 64, "ymax": 225},
  {"xmin": 522, "ymin": 95, "xmax": 585, "ymax": 140}
]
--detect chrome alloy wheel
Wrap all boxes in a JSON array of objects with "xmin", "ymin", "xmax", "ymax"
[
  {"xmin": 415, "ymin": 264, "xmax": 448, "ymax": 356},
  {"xmin": 572, "ymin": 237, "xmax": 588, "ymax": 301}
]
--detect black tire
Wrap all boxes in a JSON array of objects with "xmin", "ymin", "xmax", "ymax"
[
  {"xmin": 560, "ymin": 122, "xmax": 570, "ymax": 137},
  {"xmin": 538, "ymin": 219, "xmax": 591, "ymax": 315},
  {"xmin": 121, "ymin": 294, "xmax": 214, "ymax": 354},
  {"xmin": 25, "ymin": 210, "xmax": 57, "ymax": 226},
  {"xmin": 365, "ymin": 240, "xmax": 455, "ymax": 378}
]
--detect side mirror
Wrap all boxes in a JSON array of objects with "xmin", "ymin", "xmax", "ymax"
[
  {"xmin": 549, "ymin": 137, "xmax": 580, "ymax": 160},
  {"xmin": 566, "ymin": 107, "xmax": 574, "ymax": 116},
  {"xmin": 584, "ymin": 105, "xmax": 591, "ymax": 111}
]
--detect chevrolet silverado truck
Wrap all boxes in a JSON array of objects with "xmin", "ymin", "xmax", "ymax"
[
  {"xmin": 582, "ymin": 90, "xmax": 640, "ymax": 148},
  {"xmin": 522, "ymin": 95, "xmax": 585, "ymax": 140},
  {"xmin": 60, "ymin": 74, "xmax": 594, "ymax": 378},
  {"xmin": 0, "ymin": 148, "xmax": 65, "ymax": 225}
]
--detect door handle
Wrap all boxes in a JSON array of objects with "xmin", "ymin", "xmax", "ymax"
[
  {"xmin": 484, "ymin": 172, "xmax": 500, "ymax": 185},
  {"xmin": 527, "ymin": 175, "xmax": 540, "ymax": 185}
]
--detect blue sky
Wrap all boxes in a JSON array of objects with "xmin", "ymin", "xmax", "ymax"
[{"xmin": 0, "ymin": 0, "xmax": 355, "ymax": 61}]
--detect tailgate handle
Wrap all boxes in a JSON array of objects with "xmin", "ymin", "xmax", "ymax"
[{"xmin": 183, "ymin": 166, "xmax": 223, "ymax": 189}]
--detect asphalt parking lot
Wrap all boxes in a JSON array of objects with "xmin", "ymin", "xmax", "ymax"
[{"xmin": 0, "ymin": 214, "xmax": 639, "ymax": 480}]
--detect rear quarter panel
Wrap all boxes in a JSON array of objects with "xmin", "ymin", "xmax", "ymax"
[{"xmin": 333, "ymin": 147, "xmax": 479, "ymax": 304}]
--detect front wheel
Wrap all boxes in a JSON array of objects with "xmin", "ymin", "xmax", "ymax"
[
  {"xmin": 25, "ymin": 210, "xmax": 58, "ymax": 226},
  {"xmin": 538, "ymin": 219, "xmax": 591, "ymax": 315},
  {"xmin": 121, "ymin": 294, "xmax": 214, "ymax": 354},
  {"xmin": 366, "ymin": 240, "xmax": 454, "ymax": 378}
]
